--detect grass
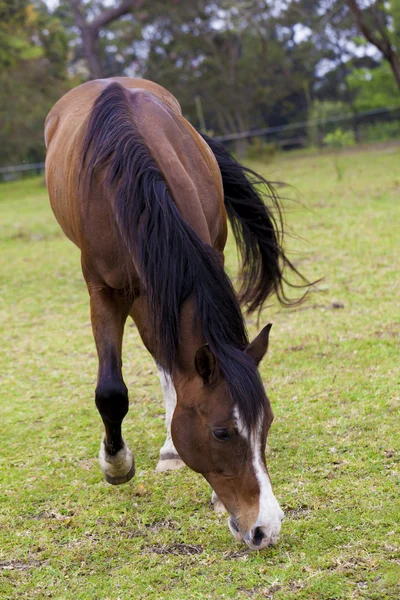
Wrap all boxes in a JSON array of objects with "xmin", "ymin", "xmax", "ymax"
[{"xmin": 0, "ymin": 147, "xmax": 399, "ymax": 599}]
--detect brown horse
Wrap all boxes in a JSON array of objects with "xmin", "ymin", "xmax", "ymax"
[{"xmin": 45, "ymin": 77, "xmax": 303, "ymax": 550}]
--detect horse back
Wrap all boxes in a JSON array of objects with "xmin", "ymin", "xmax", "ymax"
[
  {"xmin": 129, "ymin": 89, "xmax": 226, "ymax": 248},
  {"xmin": 45, "ymin": 78, "xmax": 226, "ymax": 289}
]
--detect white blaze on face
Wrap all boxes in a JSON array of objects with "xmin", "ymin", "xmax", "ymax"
[{"xmin": 234, "ymin": 407, "xmax": 284, "ymax": 547}]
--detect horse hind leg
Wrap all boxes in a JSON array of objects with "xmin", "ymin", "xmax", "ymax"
[
  {"xmin": 155, "ymin": 366, "xmax": 185, "ymax": 472},
  {"xmin": 88, "ymin": 284, "xmax": 135, "ymax": 485}
]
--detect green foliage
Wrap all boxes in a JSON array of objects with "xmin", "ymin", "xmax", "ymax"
[
  {"xmin": 0, "ymin": 1, "xmax": 72, "ymax": 167},
  {"xmin": 323, "ymin": 127, "xmax": 355, "ymax": 181},
  {"xmin": 309, "ymin": 100, "xmax": 349, "ymax": 124},
  {"xmin": 359, "ymin": 119, "xmax": 400, "ymax": 142},
  {"xmin": 308, "ymin": 100, "xmax": 350, "ymax": 146},
  {"xmin": 0, "ymin": 1, "xmax": 42, "ymax": 68},
  {"xmin": 0, "ymin": 62, "xmax": 72, "ymax": 167},
  {"xmin": 323, "ymin": 128, "xmax": 355, "ymax": 150},
  {"xmin": 245, "ymin": 138, "xmax": 276, "ymax": 162},
  {"xmin": 392, "ymin": 0, "xmax": 400, "ymax": 49},
  {"xmin": 347, "ymin": 64, "xmax": 400, "ymax": 112},
  {"xmin": 1, "ymin": 149, "xmax": 400, "ymax": 598},
  {"xmin": 141, "ymin": 3, "xmax": 317, "ymax": 135},
  {"xmin": 55, "ymin": 0, "xmax": 142, "ymax": 78},
  {"xmin": 2, "ymin": 0, "xmax": 400, "ymax": 167}
]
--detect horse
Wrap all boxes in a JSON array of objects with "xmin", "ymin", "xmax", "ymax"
[{"xmin": 45, "ymin": 77, "xmax": 304, "ymax": 550}]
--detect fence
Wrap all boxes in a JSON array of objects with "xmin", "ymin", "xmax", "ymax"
[
  {"xmin": 214, "ymin": 105, "xmax": 400, "ymax": 156},
  {"xmin": 2, "ymin": 105, "xmax": 400, "ymax": 180},
  {"xmin": 0, "ymin": 162, "xmax": 45, "ymax": 182},
  {"xmin": 214, "ymin": 105, "xmax": 400, "ymax": 143}
]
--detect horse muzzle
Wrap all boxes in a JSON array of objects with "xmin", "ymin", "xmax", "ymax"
[{"xmin": 228, "ymin": 510, "xmax": 284, "ymax": 550}]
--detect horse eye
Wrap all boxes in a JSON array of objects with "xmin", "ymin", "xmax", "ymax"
[{"xmin": 212, "ymin": 428, "xmax": 231, "ymax": 442}]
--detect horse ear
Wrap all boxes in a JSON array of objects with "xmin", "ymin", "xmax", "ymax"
[
  {"xmin": 195, "ymin": 344, "xmax": 217, "ymax": 384},
  {"xmin": 246, "ymin": 323, "xmax": 272, "ymax": 366}
]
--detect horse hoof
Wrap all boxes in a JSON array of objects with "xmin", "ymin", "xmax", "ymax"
[
  {"xmin": 99, "ymin": 439, "xmax": 135, "ymax": 485},
  {"xmin": 155, "ymin": 456, "xmax": 185, "ymax": 472},
  {"xmin": 104, "ymin": 461, "xmax": 136, "ymax": 485}
]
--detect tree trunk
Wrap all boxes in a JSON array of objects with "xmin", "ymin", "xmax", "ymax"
[
  {"xmin": 346, "ymin": 0, "xmax": 400, "ymax": 91},
  {"xmin": 70, "ymin": 0, "xmax": 103, "ymax": 79},
  {"xmin": 81, "ymin": 27, "xmax": 104, "ymax": 79},
  {"xmin": 388, "ymin": 51, "xmax": 400, "ymax": 90},
  {"xmin": 70, "ymin": 0, "xmax": 137, "ymax": 80},
  {"xmin": 80, "ymin": 27, "xmax": 103, "ymax": 79}
]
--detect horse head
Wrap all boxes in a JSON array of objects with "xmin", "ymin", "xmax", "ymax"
[{"xmin": 171, "ymin": 324, "xmax": 284, "ymax": 550}]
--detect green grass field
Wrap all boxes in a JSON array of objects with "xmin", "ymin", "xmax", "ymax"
[{"xmin": 1, "ymin": 147, "xmax": 399, "ymax": 599}]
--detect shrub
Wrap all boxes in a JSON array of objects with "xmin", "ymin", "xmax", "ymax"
[
  {"xmin": 246, "ymin": 137, "xmax": 276, "ymax": 162},
  {"xmin": 358, "ymin": 120, "xmax": 400, "ymax": 143},
  {"xmin": 323, "ymin": 128, "xmax": 355, "ymax": 150}
]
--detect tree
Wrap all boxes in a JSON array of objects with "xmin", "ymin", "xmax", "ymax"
[
  {"xmin": 0, "ymin": 1, "xmax": 71, "ymax": 166},
  {"xmin": 68, "ymin": 0, "xmax": 139, "ymax": 78},
  {"xmin": 345, "ymin": 0, "xmax": 400, "ymax": 90},
  {"xmin": 347, "ymin": 62, "xmax": 400, "ymax": 110},
  {"xmin": 0, "ymin": 0, "xmax": 42, "ymax": 68},
  {"xmin": 142, "ymin": 1, "xmax": 319, "ymax": 140}
]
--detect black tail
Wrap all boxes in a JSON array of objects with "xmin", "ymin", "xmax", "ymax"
[{"xmin": 200, "ymin": 133, "xmax": 309, "ymax": 311}]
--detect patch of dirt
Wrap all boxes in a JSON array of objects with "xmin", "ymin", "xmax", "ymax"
[
  {"xmin": 328, "ymin": 555, "xmax": 377, "ymax": 574},
  {"xmin": 290, "ymin": 303, "xmax": 324, "ymax": 312},
  {"xmin": 374, "ymin": 323, "xmax": 400, "ymax": 339},
  {"xmin": 79, "ymin": 459, "xmax": 95, "ymax": 471},
  {"xmin": 331, "ymin": 302, "xmax": 345, "ymax": 309},
  {"xmin": 287, "ymin": 580, "xmax": 305, "ymax": 592},
  {"xmin": 0, "ymin": 559, "xmax": 48, "ymax": 571},
  {"xmin": 289, "ymin": 301, "xmax": 345, "ymax": 313},
  {"xmin": 145, "ymin": 519, "xmax": 179, "ymax": 532},
  {"xmin": 144, "ymin": 543, "xmax": 203, "ymax": 556},
  {"xmin": 119, "ymin": 529, "xmax": 143, "ymax": 540},
  {"xmin": 131, "ymin": 483, "xmax": 152, "ymax": 498},
  {"xmin": 115, "ymin": 518, "xmax": 179, "ymax": 540},
  {"xmin": 383, "ymin": 448, "xmax": 396, "ymax": 460},
  {"xmin": 33, "ymin": 510, "xmax": 74, "ymax": 520},
  {"xmin": 238, "ymin": 583, "xmax": 282, "ymax": 598},
  {"xmin": 285, "ymin": 504, "xmax": 311, "ymax": 520},
  {"xmin": 223, "ymin": 549, "xmax": 250, "ymax": 560}
]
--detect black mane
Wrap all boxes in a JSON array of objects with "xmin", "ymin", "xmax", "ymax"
[{"xmin": 81, "ymin": 82, "xmax": 266, "ymax": 432}]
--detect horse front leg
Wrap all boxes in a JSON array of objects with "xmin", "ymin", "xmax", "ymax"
[
  {"xmin": 155, "ymin": 366, "xmax": 185, "ymax": 472},
  {"xmin": 129, "ymin": 298, "xmax": 185, "ymax": 473},
  {"xmin": 88, "ymin": 284, "xmax": 135, "ymax": 485}
]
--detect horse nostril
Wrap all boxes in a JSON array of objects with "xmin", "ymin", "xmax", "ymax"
[{"xmin": 253, "ymin": 527, "xmax": 265, "ymax": 547}]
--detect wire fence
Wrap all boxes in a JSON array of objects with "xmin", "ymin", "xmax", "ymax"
[
  {"xmin": 0, "ymin": 162, "xmax": 45, "ymax": 182},
  {"xmin": 214, "ymin": 105, "xmax": 400, "ymax": 143},
  {"xmin": 1, "ymin": 104, "xmax": 400, "ymax": 181},
  {"xmin": 214, "ymin": 104, "xmax": 400, "ymax": 156}
]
